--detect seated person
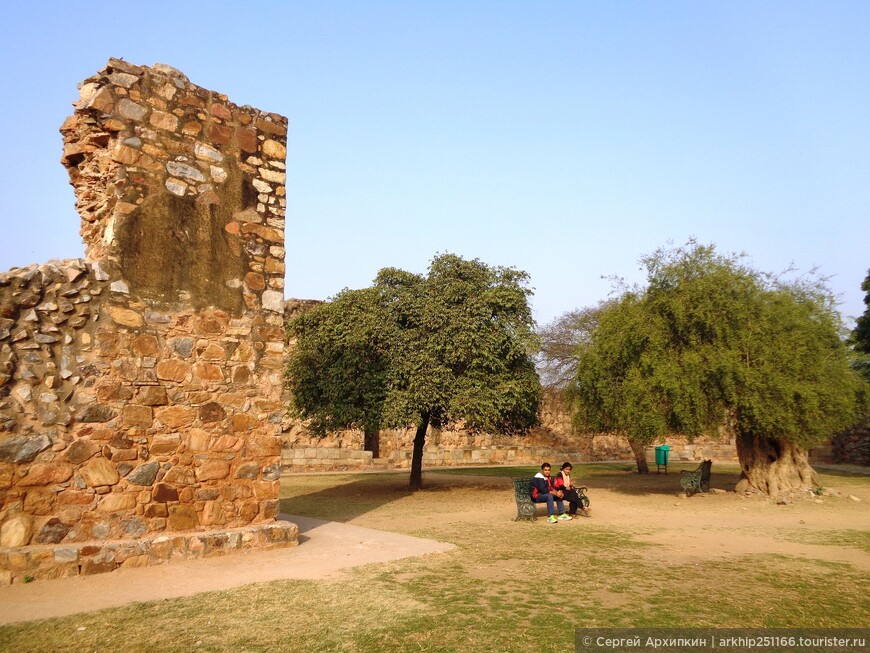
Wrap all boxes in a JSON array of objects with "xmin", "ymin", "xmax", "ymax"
[
  {"xmin": 530, "ymin": 462, "xmax": 572, "ymax": 523},
  {"xmin": 552, "ymin": 462, "xmax": 590, "ymax": 516}
]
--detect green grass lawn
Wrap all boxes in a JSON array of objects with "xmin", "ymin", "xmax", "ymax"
[{"xmin": 1, "ymin": 464, "xmax": 868, "ymax": 653}]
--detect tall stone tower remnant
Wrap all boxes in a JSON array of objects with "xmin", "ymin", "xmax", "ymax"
[{"xmin": 0, "ymin": 59, "xmax": 296, "ymax": 582}]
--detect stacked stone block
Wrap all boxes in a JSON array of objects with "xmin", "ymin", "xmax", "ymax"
[
  {"xmin": 59, "ymin": 58, "xmax": 288, "ymax": 312},
  {"xmin": 0, "ymin": 60, "xmax": 296, "ymax": 583}
]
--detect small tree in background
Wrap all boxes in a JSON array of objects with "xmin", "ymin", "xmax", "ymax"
[
  {"xmin": 568, "ymin": 241, "xmax": 867, "ymax": 495},
  {"xmin": 286, "ymin": 254, "xmax": 542, "ymax": 490},
  {"xmin": 537, "ymin": 305, "xmax": 607, "ymax": 388}
]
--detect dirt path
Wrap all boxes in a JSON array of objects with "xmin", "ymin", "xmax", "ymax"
[{"xmin": 0, "ymin": 515, "xmax": 454, "ymax": 625}]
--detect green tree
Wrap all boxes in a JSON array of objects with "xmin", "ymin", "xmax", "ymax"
[
  {"xmin": 854, "ymin": 270, "xmax": 870, "ymax": 352},
  {"xmin": 568, "ymin": 242, "xmax": 868, "ymax": 495},
  {"xmin": 851, "ymin": 269, "xmax": 870, "ymax": 382},
  {"xmin": 285, "ymin": 287, "xmax": 392, "ymax": 457},
  {"xmin": 286, "ymin": 253, "xmax": 542, "ymax": 490}
]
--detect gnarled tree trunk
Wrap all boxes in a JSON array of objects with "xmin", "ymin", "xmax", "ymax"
[
  {"xmin": 629, "ymin": 439, "xmax": 650, "ymax": 474},
  {"xmin": 734, "ymin": 431, "xmax": 819, "ymax": 496},
  {"xmin": 409, "ymin": 411, "xmax": 430, "ymax": 491}
]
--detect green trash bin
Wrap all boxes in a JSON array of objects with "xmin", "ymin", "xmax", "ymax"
[{"xmin": 655, "ymin": 445, "xmax": 670, "ymax": 474}]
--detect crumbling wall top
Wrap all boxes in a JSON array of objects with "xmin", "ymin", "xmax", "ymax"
[{"xmin": 59, "ymin": 58, "xmax": 287, "ymax": 314}]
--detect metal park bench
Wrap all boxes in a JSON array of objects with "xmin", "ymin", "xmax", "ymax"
[
  {"xmin": 680, "ymin": 459, "xmax": 712, "ymax": 495},
  {"xmin": 512, "ymin": 477, "xmax": 538, "ymax": 521},
  {"xmin": 512, "ymin": 478, "xmax": 590, "ymax": 521}
]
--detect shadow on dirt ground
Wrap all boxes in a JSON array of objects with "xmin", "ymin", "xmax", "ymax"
[
  {"xmin": 435, "ymin": 462, "xmax": 746, "ymax": 497},
  {"xmin": 280, "ymin": 461, "xmax": 869, "ymax": 523},
  {"xmin": 280, "ymin": 462, "xmax": 747, "ymax": 522},
  {"xmin": 280, "ymin": 470, "xmax": 511, "ymax": 522}
]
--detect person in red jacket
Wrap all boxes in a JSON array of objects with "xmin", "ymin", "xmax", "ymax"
[
  {"xmin": 529, "ymin": 462, "xmax": 572, "ymax": 523},
  {"xmin": 552, "ymin": 462, "xmax": 590, "ymax": 517}
]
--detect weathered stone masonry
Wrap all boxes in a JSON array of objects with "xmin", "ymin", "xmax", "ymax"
[{"xmin": 0, "ymin": 59, "xmax": 296, "ymax": 583}]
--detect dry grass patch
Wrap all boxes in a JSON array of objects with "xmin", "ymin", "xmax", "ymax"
[
  {"xmin": 2, "ymin": 464, "xmax": 868, "ymax": 653},
  {"xmin": 0, "ymin": 573, "xmax": 429, "ymax": 653}
]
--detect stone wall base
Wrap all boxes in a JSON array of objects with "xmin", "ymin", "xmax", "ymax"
[
  {"xmin": 644, "ymin": 439, "xmax": 740, "ymax": 463},
  {"xmin": 282, "ymin": 436, "xmax": 747, "ymax": 473},
  {"xmin": 0, "ymin": 520, "xmax": 298, "ymax": 585},
  {"xmin": 282, "ymin": 446, "xmax": 587, "ymax": 472}
]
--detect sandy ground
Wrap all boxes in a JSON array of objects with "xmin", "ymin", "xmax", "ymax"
[
  {"xmin": 421, "ymin": 467, "xmax": 870, "ymax": 570},
  {"xmin": 336, "ymin": 466, "xmax": 870, "ymax": 576},
  {"xmin": 1, "ymin": 464, "xmax": 867, "ymax": 625},
  {"xmin": 0, "ymin": 515, "xmax": 454, "ymax": 625}
]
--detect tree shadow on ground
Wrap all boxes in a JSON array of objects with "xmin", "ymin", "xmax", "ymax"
[
  {"xmin": 280, "ymin": 475, "xmax": 403, "ymax": 523},
  {"xmin": 567, "ymin": 463, "xmax": 744, "ymax": 497},
  {"xmin": 433, "ymin": 462, "xmax": 747, "ymax": 498},
  {"xmin": 280, "ymin": 469, "xmax": 512, "ymax": 523},
  {"xmin": 567, "ymin": 462, "xmax": 868, "ymax": 498},
  {"xmin": 280, "ymin": 463, "xmax": 752, "ymax": 524}
]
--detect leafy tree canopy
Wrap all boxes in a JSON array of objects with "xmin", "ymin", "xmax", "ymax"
[
  {"xmin": 569, "ymin": 242, "xmax": 868, "ymax": 457},
  {"xmin": 854, "ymin": 269, "xmax": 870, "ymax": 353},
  {"xmin": 285, "ymin": 286, "xmax": 391, "ymax": 438},
  {"xmin": 851, "ymin": 269, "xmax": 870, "ymax": 382},
  {"xmin": 286, "ymin": 253, "xmax": 542, "ymax": 489}
]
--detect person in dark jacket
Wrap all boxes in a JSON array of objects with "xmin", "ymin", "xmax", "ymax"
[
  {"xmin": 552, "ymin": 462, "xmax": 590, "ymax": 516},
  {"xmin": 529, "ymin": 462, "xmax": 572, "ymax": 523}
]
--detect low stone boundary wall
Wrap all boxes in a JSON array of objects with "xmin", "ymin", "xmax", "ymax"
[
  {"xmin": 281, "ymin": 445, "xmax": 587, "ymax": 472},
  {"xmin": 809, "ymin": 442, "xmax": 835, "ymax": 464},
  {"xmin": 0, "ymin": 520, "xmax": 297, "ymax": 584},
  {"xmin": 397, "ymin": 446, "xmax": 586, "ymax": 468},
  {"xmin": 282, "ymin": 437, "xmax": 744, "ymax": 473},
  {"xmin": 281, "ymin": 397, "xmax": 744, "ymax": 473},
  {"xmin": 282, "ymin": 427, "xmax": 859, "ymax": 473},
  {"xmin": 644, "ymin": 439, "xmax": 739, "ymax": 463},
  {"xmin": 282, "ymin": 448, "xmax": 374, "ymax": 472}
]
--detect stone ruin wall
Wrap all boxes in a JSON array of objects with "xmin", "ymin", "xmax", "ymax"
[{"xmin": 0, "ymin": 59, "xmax": 296, "ymax": 583}]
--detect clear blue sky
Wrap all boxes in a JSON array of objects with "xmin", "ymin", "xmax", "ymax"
[{"xmin": 1, "ymin": 1, "xmax": 867, "ymax": 327}]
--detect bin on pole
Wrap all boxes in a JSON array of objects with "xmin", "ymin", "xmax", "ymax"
[{"xmin": 655, "ymin": 444, "xmax": 670, "ymax": 474}]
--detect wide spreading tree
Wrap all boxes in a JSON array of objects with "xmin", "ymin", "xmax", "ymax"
[
  {"xmin": 286, "ymin": 253, "xmax": 542, "ymax": 490},
  {"xmin": 566, "ymin": 242, "xmax": 868, "ymax": 495}
]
